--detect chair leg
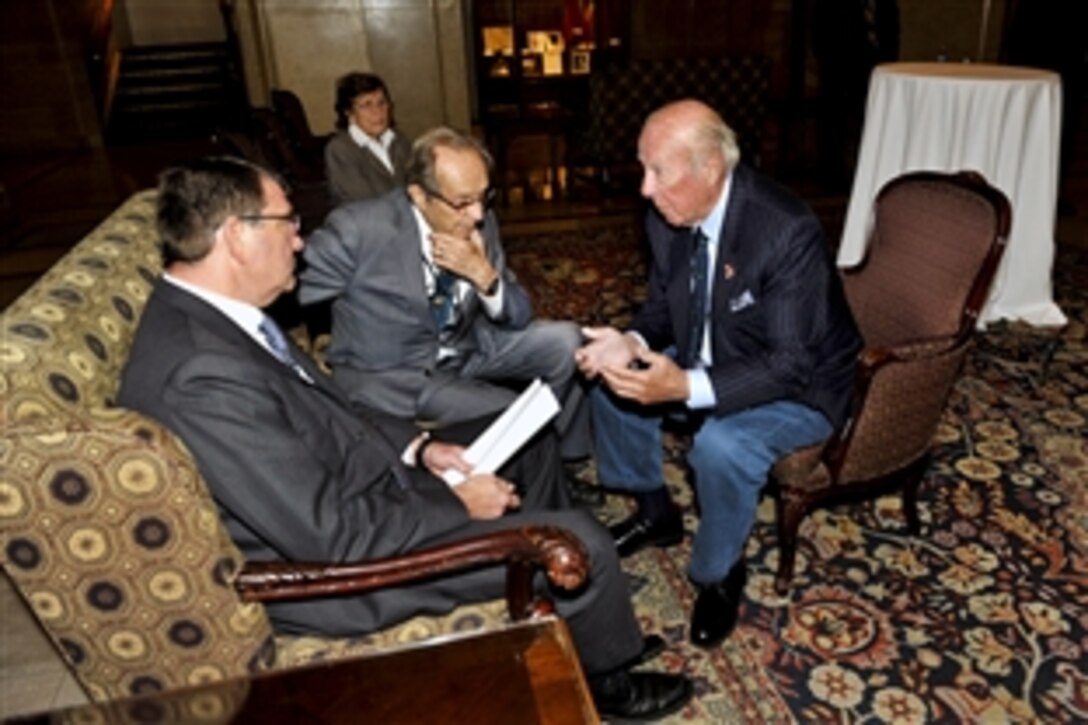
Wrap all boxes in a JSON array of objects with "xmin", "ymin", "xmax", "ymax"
[
  {"xmin": 901, "ymin": 457, "xmax": 927, "ymax": 536},
  {"xmin": 774, "ymin": 488, "xmax": 809, "ymax": 595}
]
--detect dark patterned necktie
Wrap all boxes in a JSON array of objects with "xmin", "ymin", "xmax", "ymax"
[
  {"xmin": 684, "ymin": 228, "xmax": 709, "ymax": 369},
  {"xmin": 430, "ymin": 269, "xmax": 458, "ymax": 332}
]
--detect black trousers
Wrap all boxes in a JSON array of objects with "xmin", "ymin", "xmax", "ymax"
[{"xmin": 267, "ymin": 423, "xmax": 643, "ymax": 676}]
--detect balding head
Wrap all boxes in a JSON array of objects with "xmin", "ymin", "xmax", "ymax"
[
  {"xmin": 643, "ymin": 100, "xmax": 741, "ymax": 171},
  {"xmin": 637, "ymin": 100, "xmax": 739, "ymax": 227}
]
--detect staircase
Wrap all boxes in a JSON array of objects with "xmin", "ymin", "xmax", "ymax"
[{"xmin": 107, "ymin": 42, "xmax": 247, "ymax": 143}]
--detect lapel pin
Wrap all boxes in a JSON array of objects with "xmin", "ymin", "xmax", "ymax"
[{"xmin": 723, "ymin": 263, "xmax": 735, "ymax": 280}]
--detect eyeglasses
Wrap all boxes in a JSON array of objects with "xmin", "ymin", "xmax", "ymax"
[
  {"xmin": 425, "ymin": 187, "xmax": 496, "ymax": 212},
  {"xmin": 239, "ymin": 212, "xmax": 301, "ymax": 232}
]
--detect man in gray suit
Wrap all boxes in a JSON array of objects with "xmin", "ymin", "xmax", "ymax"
[
  {"xmin": 300, "ymin": 127, "xmax": 594, "ymax": 491},
  {"xmin": 117, "ymin": 157, "xmax": 692, "ymax": 720}
]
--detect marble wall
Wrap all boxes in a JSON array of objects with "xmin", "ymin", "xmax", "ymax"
[
  {"xmin": 122, "ymin": 0, "xmax": 225, "ymax": 45},
  {"xmin": 235, "ymin": 0, "xmax": 471, "ymax": 139}
]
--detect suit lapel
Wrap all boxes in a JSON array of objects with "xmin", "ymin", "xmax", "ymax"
[
  {"xmin": 664, "ymin": 164, "xmax": 753, "ymax": 358},
  {"xmin": 156, "ymin": 279, "xmax": 262, "ymax": 356},
  {"xmin": 711, "ymin": 166, "xmax": 750, "ymax": 320},
  {"xmin": 667, "ymin": 226, "xmax": 697, "ymax": 357},
  {"xmin": 154, "ymin": 280, "xmax": 415, "ymax": 487},
  {"xmin": 394, "ymin": 193, "xmax": 436, "ymax": 326},
  {"xmin": 156, "ymin": 279, "xmax": 331, "ymax": 393},
  {"xmin": 355, "ymin": 141, "xmax": 395, "ymax": 183}
]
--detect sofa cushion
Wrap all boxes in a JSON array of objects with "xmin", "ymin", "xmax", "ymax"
[
  {"xmin": 0, "ymin": 191, "xmax": 161, "ymax": 427},
  {"xmin": 0, "ymin": 410, "xmax": 277, "ymax": 701},
  {"xmin": 275, "ymin": 598, "xmax": 509, "ymax": 668}
]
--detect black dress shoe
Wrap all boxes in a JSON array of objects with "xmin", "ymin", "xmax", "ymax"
[
  {"xmin": 566, "ymin": 473, "xmax": 605, "ymax": 508},
  {"xmin": 563, "ymin": 462, "xmax": 605, "ymax": 508},
  {"xmin": 609, "ymin": 512, "xmax": 683, "ymax": 558},
  {"xmin": 690, "ymin": 563, "xmax": 747, "ymax": 648},
  {"xmin": 631, "ymin": 634, "xmax": 666, "ymax": 666},
  {"xmin": 590, "ymin": 670, "xmax": 693, "ymax": 721}
]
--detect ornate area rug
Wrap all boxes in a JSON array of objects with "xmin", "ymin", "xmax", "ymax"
[{"xmin": 506, "ymin": 227, "xmax": 1088, "ymax": 723}]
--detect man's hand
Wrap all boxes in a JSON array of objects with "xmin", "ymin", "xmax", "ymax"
[
  {"xmin": 420, "ymin": 441, "xmax": 472, "ymax": 479},
  {"xmin": 452, "ymin": 474, "xmax": 521, "ymax": 519},
  {"xmin": 430, "ymin": 229, "xmax": 497, "ymax": 292},
  {"xmin": 598, "ymin": 349, "xmax": 690, "ymax": 405},
  {"xmin": 575, "ymin": 326, "xmax": 641, "ymax": 378}
]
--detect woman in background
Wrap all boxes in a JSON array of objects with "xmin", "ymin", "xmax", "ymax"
[{"xmin": 325, "ymin": 72, "xmax": 411, "ymax": 205}]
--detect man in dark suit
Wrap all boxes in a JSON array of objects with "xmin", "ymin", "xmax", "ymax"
[
  {"xmin": 301, "ymin": 127, "xmax": 594, "ymax": 496},
  {"xmin": 576, "ymin": 100, "xmax": 862, "ymax": 648},
  {"xmin": 118, "ymin": 157, "xmax": 691, "ymax": 720}
]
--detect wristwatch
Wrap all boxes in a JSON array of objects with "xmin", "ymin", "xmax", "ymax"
[{"xmin": 413, "ymin": 432, "xmax": 434, "ymax": 468}]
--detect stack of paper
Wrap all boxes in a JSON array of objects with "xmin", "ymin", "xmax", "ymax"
[{"xmin": 443, "ymin": 379, "xmax": 560, "ymax": 487}]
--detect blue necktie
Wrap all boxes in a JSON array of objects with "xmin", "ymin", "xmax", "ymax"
[
  {"xmin": 259, "ymin": 315, "xmax": 311, "ymax": 382},
  {"xmin": 684, "ymin": 228, "xmax": 709, "ymax": 369}
]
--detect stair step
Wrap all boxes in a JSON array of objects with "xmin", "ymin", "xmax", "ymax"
[
  {"xmin": 122, "ymin": 42, "xmax": 230, "ymax": 64},
  {"xmin": 121, "ymin": 64, "xmax": 228, "ymax": 81},
  {"xmin": 114, "ymin": 82, "xmax": 234, "ymax": 99},
  {"xmin": 106, "ymin": 42, "xmax": 245, "ymax": 145}
]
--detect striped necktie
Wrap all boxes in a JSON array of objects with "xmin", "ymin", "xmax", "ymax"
[
  {"xmin": 683, "ymin": 228, "xmax": 710, "ymax": 369},
  {"xmin": 430, "ymin": 269, "xmax": 458, "ymax": 332}
]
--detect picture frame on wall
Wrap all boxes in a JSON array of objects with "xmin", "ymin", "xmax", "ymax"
[
  {"xmin": 570, "ymin": 49, "xmax": 591, "ymax": 75},
  {"xmin": 521, "ymin": 52, "xmax": 543, "ymax": 77}
]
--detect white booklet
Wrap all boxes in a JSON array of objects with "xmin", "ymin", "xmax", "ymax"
[{"xmin": 442, "ymin": 378, "xmax": 560, "ymax": 487}]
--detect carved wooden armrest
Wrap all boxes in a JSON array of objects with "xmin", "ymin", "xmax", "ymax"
[{"xmin": 234, "ymin": 525, "xmax": 589, "ymax": 622}]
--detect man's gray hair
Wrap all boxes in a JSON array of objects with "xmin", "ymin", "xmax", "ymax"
[
  {"xmin": 692, "ymin": 109, "xmax": 741, "ymax": 170},
  {"xmin": 406, "ymin": 126, "xmax": 494, "ymax": 193}
]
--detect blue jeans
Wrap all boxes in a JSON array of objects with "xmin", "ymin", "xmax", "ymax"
[{"xmin": 591, "ymin": 385, "xmax": 832, "ymax": 584}]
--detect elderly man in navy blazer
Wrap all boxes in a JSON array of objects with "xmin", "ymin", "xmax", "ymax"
[{"xmin": 576, "ymin": 100, "xmax": 862, "ymax": 648}]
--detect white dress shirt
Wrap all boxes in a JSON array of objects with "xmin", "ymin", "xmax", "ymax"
[
  {"xmin": 685, "ymin": 172, "xmax": 733, "ymax": 409},
  {"xmin": 348, "ymin": 124, "xmax": 397, "ymax": 174}
]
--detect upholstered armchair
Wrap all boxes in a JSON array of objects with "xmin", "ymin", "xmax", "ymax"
[
  {"xmin": 0, "ymin": 191, "xmax": 588, "ymax": 702},
  {"xmin": 770, "ymin": 171, "xmax": 1012, "ymax": 594},
  {"xmin": 270, "ymin": 88, "xmax": 330, "ymax": 165}
]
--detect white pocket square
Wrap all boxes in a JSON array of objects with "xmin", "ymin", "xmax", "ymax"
[{"xmin": 729, "ymin": 290, "xmax": 755, "ymax": 312}]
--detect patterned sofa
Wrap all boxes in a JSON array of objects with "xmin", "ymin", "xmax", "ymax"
[
  {"xmin": 0, "ymin": 191, "xmax": 585, "ymax": 703},
  {"xmin": 576, "ymin": 55, "xmax": 772, "ymax": 175}
]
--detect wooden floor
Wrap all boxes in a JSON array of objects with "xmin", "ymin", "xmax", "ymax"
[{"xmin": 0, "ymin": 132, "xmax": 1085, "ymax": 719}]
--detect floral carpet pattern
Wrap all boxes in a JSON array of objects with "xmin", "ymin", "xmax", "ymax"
[{"xmin": 506, "ymin": 227, "xmax": 1088, "ymax": 723}]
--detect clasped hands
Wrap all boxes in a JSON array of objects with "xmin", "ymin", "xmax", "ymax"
[
  {"xmin": 430, "ymin": 230, "xmax": 498, "ymax": 293},
  {"xmin": 574, "ymin": 326, "xmax": 690, "ymax": 405},
  {"xmin": 417, "ymin": 438, "xmax": 520, "ymax": 519}
]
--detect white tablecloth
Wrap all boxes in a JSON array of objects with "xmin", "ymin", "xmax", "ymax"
[{"xmin": 839, "ymin": 62, "xmax": 1066, "ymax": 327}]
